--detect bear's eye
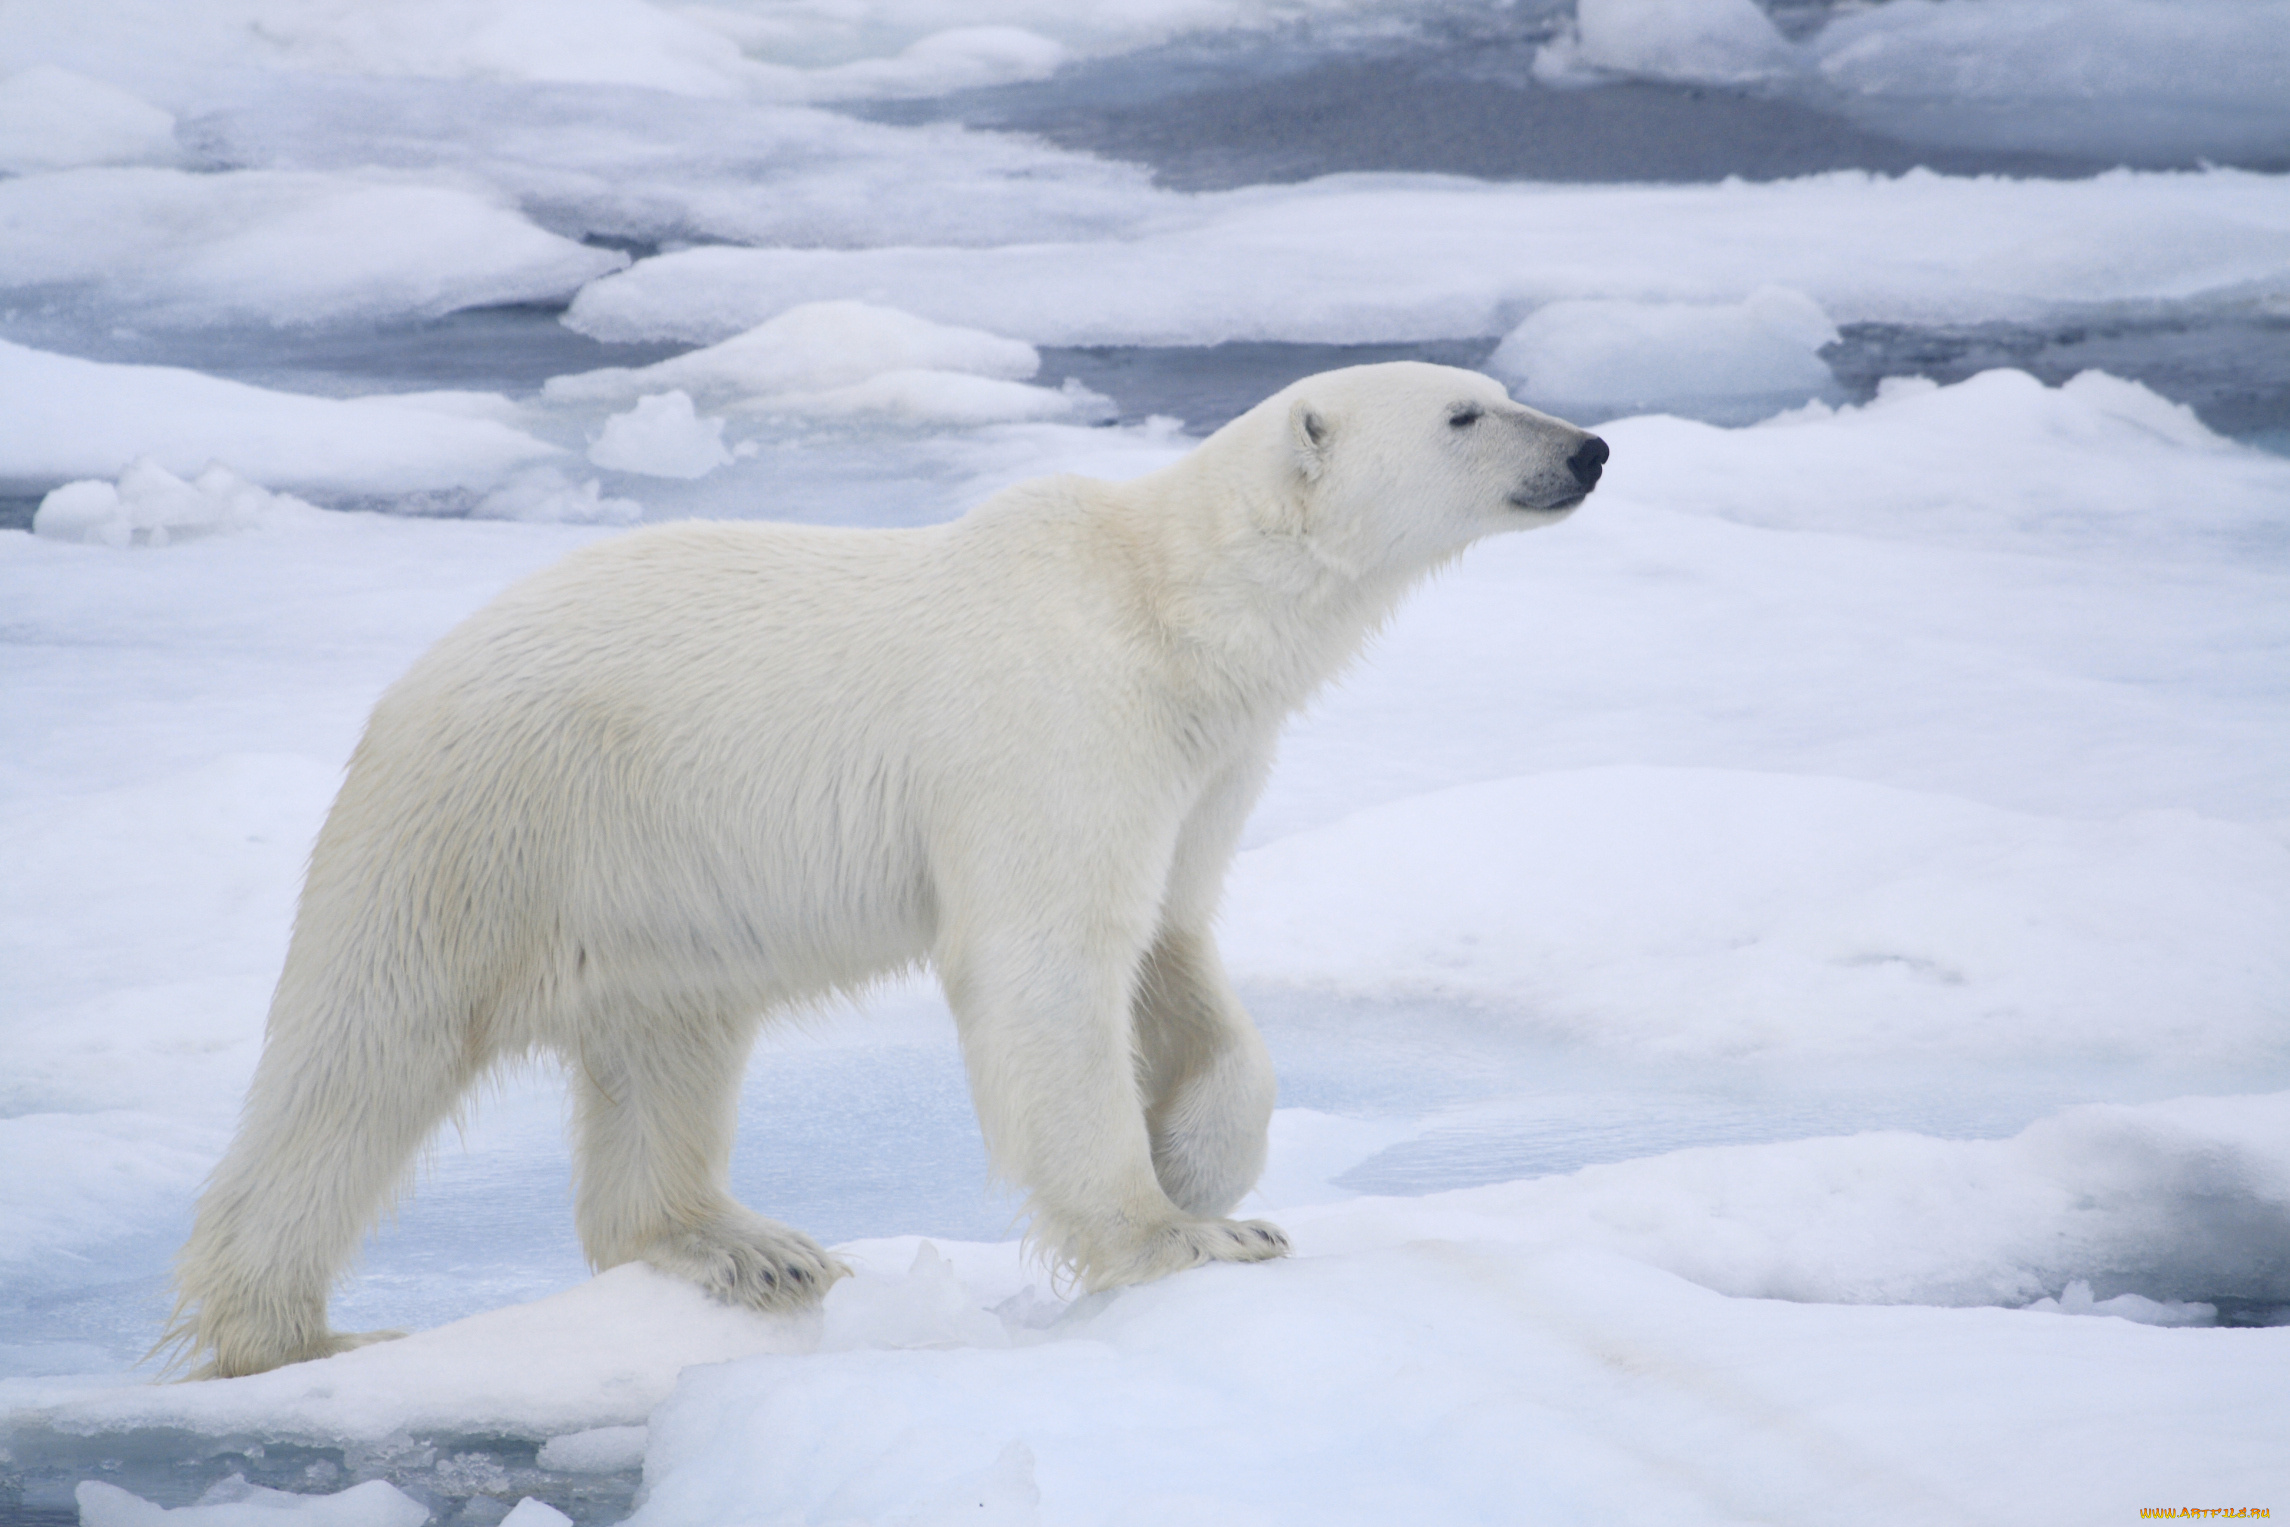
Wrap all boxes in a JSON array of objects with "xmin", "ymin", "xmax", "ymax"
[{"xmin": 1449, "ymin": 407, "xmax": 1482, "ymax": 429}]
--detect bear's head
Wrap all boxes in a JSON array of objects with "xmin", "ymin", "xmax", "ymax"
[{"xmin": 1259, "ymin": 361, "xmax": 1606, "ymax": 581}]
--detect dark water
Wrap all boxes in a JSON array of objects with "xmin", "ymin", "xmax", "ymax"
[
  {"xmin": 1035, "ymin": 317, "xmax": 2290, "ymax": 447},
  {"xmin": 1, "ymin": 1440, "xmax": 639, "ymax": 1527},
  {"xmin": 852, "ymin": 9, "xmax": 2248, "ymax": 189},
  {"xmin": 0, "ymin": 303, "xmax": 684, "ymax": 402}
]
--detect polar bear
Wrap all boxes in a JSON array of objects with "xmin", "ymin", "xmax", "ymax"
[{"xmin": 168, "ymin": 362, "xmax": 1606, "ymax": 1377}]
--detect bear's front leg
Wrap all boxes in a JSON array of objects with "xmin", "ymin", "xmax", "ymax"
[
  {"xmin": 936, "ymin": 910, "xmax": 1288, "ymax": 1292},
  {"xmin": 1135, "ymin": 925, "xmax": 1279, "ymax": 1218}
]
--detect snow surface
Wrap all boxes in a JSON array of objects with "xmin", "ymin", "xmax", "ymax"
[
  {"xmin": 4, "ymin": 0, "xmax": 2289, "ymax": 1521},
  {"xmin": 6, "ymin": 366, "xmax": 2287, "ymax": 1520}
]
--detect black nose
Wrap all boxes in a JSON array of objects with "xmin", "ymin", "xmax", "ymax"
[{"xmin": 1567, "ymin": 435, "xmax": 1608, "ymax": 488}]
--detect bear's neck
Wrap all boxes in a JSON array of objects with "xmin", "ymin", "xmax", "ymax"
[{"xmin": 1111, "ymin": 464, "xmax": 1436, "ymax": 722}]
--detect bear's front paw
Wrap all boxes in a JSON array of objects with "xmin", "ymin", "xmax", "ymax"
[
  {"xmin": 639, "ymin": 1209, "xmax": 849, "ymax": 1313},
  {"xmin": 1085, "ymin": 1216, "xmax": 1290, "ymax": 1291}
]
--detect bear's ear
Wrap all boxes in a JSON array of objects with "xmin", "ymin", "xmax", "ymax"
[{"xmin": 1288, "ymin": 398, "xmax": 1332, "ymax": 482}]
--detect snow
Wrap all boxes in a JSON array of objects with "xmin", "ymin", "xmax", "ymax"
[
  {"xmin": 0, "ymin": 169, "xmax": 625, "ymax": 330},
  {"xmin": 1489, "ymin": 286, "xmax": 1840, "ymax": 419},
  {"xmin": 0, "ymin": 65, "xmax": 175, "ymax": 174},
  {"xmin": 561, "ymin": 168, "xmax": 2290, "ymax": 347}
]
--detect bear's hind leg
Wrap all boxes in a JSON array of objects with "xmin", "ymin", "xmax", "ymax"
[
  {"xmin": 171, "ymin": 988, "xmax": 472, "ymax": 1377},
  {"xmin": 571, "ymin": 1007, "xmax": 845, "ymax": 1312},
  {"xmin": 1135, "ymin": 926, "xmax": 1280, "ymax": 1219}
]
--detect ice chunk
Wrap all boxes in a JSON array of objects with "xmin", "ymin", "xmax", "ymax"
[
  {"xmin": 33, "ymin": 461, "xmax": 322, "ymax": 547},
  {"xmin": 544, "ymin": 302, "xmax": 1041, "ymax": 405},
  {"xmin": 740, "ymin": 372, "xmax": 1115, "ymax": 426},
  {"xmin": 1538, "ymin": 0, "xmax": 1797, "ymax": 87},
  {"xmin": 473, "ymin": 467, "xmax": 643, "ymax": 525},
  {"xmin": 496, "ymin": 1500, "xmax": 573, "ymax": 1527},
  {"xmin": 76, "ymin": 1475, "xmax": 428, "ymax": 1527},
  {"xmin": 0, "ymin": 168, "xmax": 624, "ymax": 328},
  {"xmin": 793, "ymin": 26, "xmax": 1069, "ymax": 100},
  {"xmin": 586, "ymin": 392, "xmax": 735, "ymax": 479},
  {"xmin": 0, "ymin": 342, "xmax": 559, "ymax": 501},
  {"xmin": 0, "ymin": 66, "xmax": 174, "ymax": 174},
  {"xmin": 2026, "ymin": 1280, "xmax": 2217, "ymax": 1327},
  {"xmin": 536, "ymin": 1424, "xmax": 647, "ymax": 1473},
  {"xmin": 821, "ymin": 1241, "xmax": 1011, "ymax": 1352},
  {"xmin": 1489, "ymin": 287, "xmax": 1839, "ymax": 416}
]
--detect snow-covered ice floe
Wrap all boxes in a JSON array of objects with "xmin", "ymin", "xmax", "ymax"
[
  {"xmin": 0, "ymin": 169, "xmax": 624, "ymax": 330},
  {"xmin": 560, "ymin": 168, "xmax": 2290, "ymax": 348},
  {"xmin": 0, "ymin": 341, "xmax": 559, "ymax": 506}
]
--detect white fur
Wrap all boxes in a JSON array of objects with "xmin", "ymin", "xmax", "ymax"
[{"xmin": 169, "ymin": 363, "xmax": 1602, "ymax": 1377}]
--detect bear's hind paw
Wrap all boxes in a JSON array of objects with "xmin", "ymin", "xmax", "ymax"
[
  {"xmin": 639, "ymin": 1210, "xmax": 849, "ymax": 1314},
  {"xmin": 181, "ymin": 1325, "xmax": 407, "ymax": 1380}
]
